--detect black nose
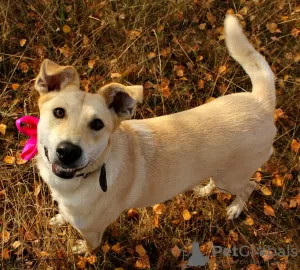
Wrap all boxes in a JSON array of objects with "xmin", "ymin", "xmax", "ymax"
[{"xmin": 56, "ymin": 142, "xmax": 82, "ymax": 165}]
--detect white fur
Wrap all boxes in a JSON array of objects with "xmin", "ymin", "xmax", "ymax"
[{"xmin": 35, "ymin": 15, "xmax": 276, "ymax": 254}]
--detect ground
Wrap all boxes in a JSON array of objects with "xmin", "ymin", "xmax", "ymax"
[{"xmin": 0, "ymin": 0, "xmax": 299, "ymax": 269}]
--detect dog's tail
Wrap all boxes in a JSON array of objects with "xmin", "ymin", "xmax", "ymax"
[{"xmin": 224, "ymin": 15, "xmax": 275, "ymax": 110}]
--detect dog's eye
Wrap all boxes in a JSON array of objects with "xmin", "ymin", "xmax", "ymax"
[
  {"xmin": 53, "ymin": 108, "xmax": 65, "ymax": 119},
  {"xmin": 90, "ymin": 119, "xmax": 104, "ymax": 131}
]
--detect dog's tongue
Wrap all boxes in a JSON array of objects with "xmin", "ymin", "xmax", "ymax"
[{"xmin": 52, "ymin": 164, "xmax": 76, "ymax": 179}]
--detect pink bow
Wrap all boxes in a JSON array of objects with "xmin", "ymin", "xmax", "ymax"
[{"xmin": 16, "ymin": 116, "xmax": 39, "ymax": 161}]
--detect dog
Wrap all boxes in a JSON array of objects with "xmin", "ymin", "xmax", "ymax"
[{"xmin": 34, "ymin": 15, "xmax": 276, "ymax": 254}]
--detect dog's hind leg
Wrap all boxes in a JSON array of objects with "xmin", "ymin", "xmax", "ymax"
[
  {"xmin": 193, "ymin": 178, "xmax": 215, "ymax": 197},
  {"xmin": 49, "ymin": 213, "xmax": 67, "ymax": 226},
  {"xmin": 227, "ymin": 181, "xmax": 256, "ymax": 220}
]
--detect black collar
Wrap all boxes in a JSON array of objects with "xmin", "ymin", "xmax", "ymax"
[{"xmin": 76, "ymin": 164, "xmax": 107, "ymax": 192}]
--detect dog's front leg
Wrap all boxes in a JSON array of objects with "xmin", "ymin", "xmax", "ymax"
[{"xmin": 72, "ymin": 230, "xmax": 103, "ymax": 255}]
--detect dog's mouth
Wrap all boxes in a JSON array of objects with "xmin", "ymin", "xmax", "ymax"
[{"xmin": 44, "ymin": 147, "xmax": 88, "ymax": 179}]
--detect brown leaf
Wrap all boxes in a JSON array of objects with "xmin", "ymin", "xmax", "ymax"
[
  {"xmin": 261, "ymin": 186, "xmax": 272, "ymax": 196},
  {"xmin": 58, "ymin": 45, "xmax": 71, "ymax": 58},
  {"xmin": 264, "ymin": 203, "xmax": 275, "ymax": 217},
  {"xmin": 112, "ymin": 242, "xmax": 121, "ymax": 254},
  {"xmin": 19, "ymin": 62, "xmax": 29, "ymax": 73},
  {"xmin": 147, "ymin": 52, "xmax": 156, "ymax": 59},
  {"xmin": 171, "ymin": 245, "xmax": 181, "ymax": 258},
  {"xmin": 3, "ymin": 156, "xmax": 15, "ymax": 165},
  {"xmin": 266, "ymin": 22, "xmax": 278, "ymax": 34},
  {"xmin": 218, "ymin": 65, "xmax": 227, "ymax": 74},
  {"xmin": 144, "ymin": 81, "xmax": 154, "ymax": 89},
  {"xmin": 153, "ymin": 204, "xmax": 165, "ymax": 215},
  {"xmin": 291, "ymin": 139, "xmax": 300, "ymax": 153},
  {"xmin": 289, "ymin": 194, "xmax": 300, "ymax": 208},
  {"xmin": 127, "ymin": 30, "xmax": 141, "ymax": 40},
  {"xmin": 198, "ymin": 79, "xmax": 205, "ymax": 89},
  {"xmin": 182, "ymin": 209, "xmax": 192, "ymax": 221},
  {"xmin": 272, "ymin": 174, "xmax": 284, "ymax": 187},
  {"xmin": 2, "ymin": 248, "xmax": 10, "ymax": 259},
  {"xmin": 244, "ymin": 216, "xmax": 255, "ymax": 226},
  {"xmin": 76, "ymin": 256, "xmax": 87, "ymax": 269},
  {"xmin": 260, "ymin": 249, "xmax": 274, "ymax": 262},
  {"xmin": 86, "ymin": 255, "xmax": 97, "ymax": 265},
  {"xmin": 83, "ymin": 35, "xmax": 89, "ymax": 45},
  {"xmin": 291, "ymin": 28, "xmax": 300, "ymax": 38},
  {"xmin": 135, "ymin": 255, "xmax": 150, "ymax": 269},
  {"xmin": 206, "ymin": 12, "xmax": 216, "ymax": 24},
  {"xmin": 19, "ymin": 39, "xmax": 27, "ymax": 47},
  {"xmin": 136, "ymin": 244, "xmax": 146, "ymax": 257},
  {"xmin": 0, "ymin": 124, "xmax": 7, "ymax": 135},
  {"xmin": 229, "ymin": 230, "xmax": 238, "ymax": 241},
  {"xmin": 62, "ymin": 24, "xmax": 71, "ymax": 33},
  {"xmin": 102, "ymin": 242, "xmax": 110, "ymax": 255},
  {"xmin": 1, "ymin": 230, "xmax": 10, "ymax": 243}
]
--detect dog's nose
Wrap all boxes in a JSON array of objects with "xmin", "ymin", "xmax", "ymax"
[{"xmin": 56, "ymin": 142, "xmax": 82, "ymax": 165}]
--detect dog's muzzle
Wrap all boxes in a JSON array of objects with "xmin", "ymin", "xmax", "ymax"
[{"xmin": 44, "ymin": 147, "xmax": 87, "ymax": 179}]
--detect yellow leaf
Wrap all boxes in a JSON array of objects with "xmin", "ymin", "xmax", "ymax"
[
  {"xmin": 291, "ymin": 139, "xmax": 300, "ymax": 153},
  {"xmin": 147, "ymin": 52, "xmax": 156, "ymax": 59},
  {"xmin": 16, "ymin": 152, "xmax": 27, "ymax": 165},
  {"xmin": 266, "ymin": 22, "xmax": 278, "ymax": 34},
  {"xmin": 272, "ymin": 174, "xmax": 284, "ymax": 187},
  {"xmin": 261, "ymin": 186, "xmax": 272, "ymax": 196},
  {"xmin": 135, "ymin": 255, "xmax": 150, "ymax": 269},
  {"xmin": 86, "ymin": 255, "xmax": 97, "ymax": 265},
  {"xmin": 83, "ymin": 35, "xmax": 89, "ymax": 45},
  {"xmin": 39, "ymin": 251, "xmax": 50, "ymax": 257},
  {"xmin": 239, "ymin": 7, "xmax": 248, "ymax": 15},
  {"xmin": 62, "ymin": 24, "xmax": 71, "ymax": 33},
  {"xmin": 12, "ymin": 241, "xmax": 21, "ymax": 249},
  {"xmin": 182, "ymin": 209, "xmax": 192, "ymax": 221},
  {"xmin": 176, "ymin": 69, "xmax": 184, "ymax": 77},
  {"xmin": 19, "ymin": 39, "xmax": 27, "ymax": 47},
  {"xmin": 3, "ymin": 156, "xmax": 15, "ymax": 165},
  {"xmin": 264, "ymin": 203, "xmax": 275, "ymax": 217},
  {"xmin": 136, "ymin": 244, "xmax": 146, "ymax": 257},
  {"xmin": 110, "ymin": 72, "xmax": 122, "ymax": 79},
  {"xmin": 171, "ymin": 245, "xmax": 181, "ymax": 258},
  {"xmin": 11, "ymin": 83, "xmax": 20, "ymax": 90},
  {"xmin": 112, "ymin": 242, "xmax": 121, "ymax": 254},
  {"xmin": 244, "ymin": 216, "xmax": 255, "ymax": 226},
  {"xmin": 1, "ymin": 230, "xmax": 10, "ymax": 243},
  {"xmin": 88, "ymin": 59, "xmax": 96, "ymax": 69},
  {"xmin": 153, "ymin": 204, "xmax": 164, "ymax": 215},
  {"xmin": 218, "ymin": 65, "xmax": 227, "ymax": 74},
  {"xmin": 102, "ymin": 242, "xmax": 110, "ymax": 255},
  {"xmin": 0, "ymin": 124, "xmax": 7, "ymax": 135},
  {"xmin": 19, "ymin": 62, "xmax": 29, "ymax": 73}
]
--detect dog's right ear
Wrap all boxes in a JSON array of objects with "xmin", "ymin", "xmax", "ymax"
[{"xmin": 35, "ymin": 59, "xmax": 80, "ymax": 95}]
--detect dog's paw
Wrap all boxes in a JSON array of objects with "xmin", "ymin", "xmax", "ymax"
[
  {"xmin": 49, "ymin": 214, "xmax": 67, "ymax": 226},
  {"xmin": 72, "ymin": 240, "xmax": 90, "ymax": 255},
  {"xmin": 227, "ymin": 200, "xmax": 244, "ymax": 220}
]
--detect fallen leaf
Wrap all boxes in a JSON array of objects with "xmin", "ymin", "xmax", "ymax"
[
  {"xmin": 0, "ymin": 124, "xmax": 7, "ymax": 135},
  {"xmin": 76, "ymin": 256, "xmax": 87, "ymax": 269},
  {"xmin": 272, "ymin": 174, "xmax": 284, "ymax": 187},
  {"xmin": 147, "ymin": 52, "xmax": 156, "ymax": 59},
  {"xmin": 39, "ymin": 251, "xmax": 50, "ymax": 257},
  {"xmin": 110, "ymin": 72, "xmax": 122, "ymax": 79},
  {"xmin": 136, "ymin": 245, "xmax": 146, "ymax": 257},
  {"xmin": 88, "ymin": 59, "xmax": 96, "ymax": 69},
  {"xmin": 83, "ymin": 35, "xmax": 89, "ymax": 45},
  {"xmin": 34, "ymin": 183, "xmax": 42, "ymax": 197},
  {"xmin": 199, "ymin": 23, "xmax": 206, "ymax": 30},
  {"xmin": 176, "ymin": 69, "xmax": 184, "ymax": 77},
  {"xmin": 2, "ymin": 230, "xmax": 10, "ymax": 243},
  {"xmin": 127, "ymin": 30, "xmax": 141, "ymax": 40},
  {"xmin": 3, "ymin": 156, "xmax": 15, "ymax": 165},
  {"xmin": 182, "ymin": 209, "xmax": 192, "ymax": 221},
  {"xmin": 19, "ymin": 62, "xmax": 29, "ymax": 73},
  {"xmin": 291, "ymin": 28, "xmax": 300, "ymax": 38},
  {"xmin": 244, "ymin": 216, "xmax": 255, "ymax": 226},
  {"xmin": 2, "ymin": 248, "xmax": 10, "ymax": 259},
  {"xmin": 11, "ymin": 83, "xmax": 20, "ymax": 90},
  {"xmin": 289, "ymin": 194, "xmax": 300, "ymax": 208},
  {"xmin": 102, "ymin": 242, "xmax": 110, "ymax": 255},
  {"xmin": 62, "ymin": 24, "xmax": 71, "ymax": 33},
  {"xmin": 127, "ymin": 208, "xmax": 139, "ymax": 219},
  {"xmin": 86, "ymin": 255, "xmax": 97, "ymax": 264},
  {"xmin": 19, "ymin": 39, "xmax": 27, "ymax": 47},
  {"xmin": 16, "ymin": 152, "xmax": 27, "ymax": 165},
  {"xmin": 261, "ymin": 186, "xmax": 272, "ymax": 196},
  {"xmin": 0, "ymin": 190, "xmax": 6, "ymax": 198},
  {"xmin": 207, "ymin": 12, "xmax": 216, "ymax": 24},
  {"xmin": 12, "ymin": 241, "xmax": 21, "ymax": 249},
  {"xmin": 58, "ymin": 45, "xmax": 71, "ymax": 58},
  {"xmin": 291, "ymin": 139, "xmax": 300, "ymax": 153},
  {"xmin": 198, "ymin": 79, "xmax": 205, "ymax": 89},
  {"xmin": 153, "ymin": 204, "xmax": 165, "ymax": 215},
  {"xmin": 266, "ymin": 22, "xmax": 278, "ymax": 33},
  {"xmin": 135, "ymin": 255, "xmax": 150, "ymax": 269},
  {"xmin": 171, "ymin": 245, "xmax": 181, "ymax": 258},
  {"xmin": 229, "ymin": 230, "xmax": 238, "ymax": 241},
  {"xmin": 218, "ymin": 65, "xmax": 227, "ymax": 74},
  {"xmin": 260, "ymin": 249, "xmax": 274, "ymax": 262},
  {"xmin": 112, "ymin": 242, "xmax": 121, "ymax": 254},
  {"xmin": 264, "ymin": 203, "xmax": 275, "ymax": 217},
  {"xmin": 239, "ymin": 7, "xmax": 248, "ymax": 15}
]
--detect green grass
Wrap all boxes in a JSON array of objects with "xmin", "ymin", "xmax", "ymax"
[{"xmin": 0, "ymin": 0, "xmax": 299, "ymax": 269}]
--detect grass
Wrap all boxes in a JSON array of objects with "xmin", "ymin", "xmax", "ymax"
[{"xmin": 0, "ymin": 0, "xmax": 300, "ymax": 269}]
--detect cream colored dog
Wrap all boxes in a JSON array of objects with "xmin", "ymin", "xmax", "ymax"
[{"xmin": 34, "ymin": 15, "xmax": 276, "ymax": 254}]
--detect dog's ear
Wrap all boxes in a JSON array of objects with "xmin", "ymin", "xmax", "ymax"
[
  {"xmin": 35, "ymin": 59, "xmax": 80, "ymax": 94},
  {"xmin": 99, "ymin": 83, "xmax": 143, "ymax": 120}
]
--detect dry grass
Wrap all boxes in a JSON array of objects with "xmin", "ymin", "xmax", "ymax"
[{"xmin": 0, "ymin": 0, "xmax": 300, "ymax": 269}]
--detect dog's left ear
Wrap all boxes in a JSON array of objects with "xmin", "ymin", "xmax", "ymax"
[
  {"xmin": 35, "ymin": 59, "xmax": 80, "ymax": 95},
  {"xmin": 99, "ymin": 83, "xmax": 143, "ymax": 120}
]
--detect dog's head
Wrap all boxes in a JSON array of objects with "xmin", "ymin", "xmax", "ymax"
[{"xmin": 35, "ymin": 59, "xmax": 143, "ymax": 179}]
